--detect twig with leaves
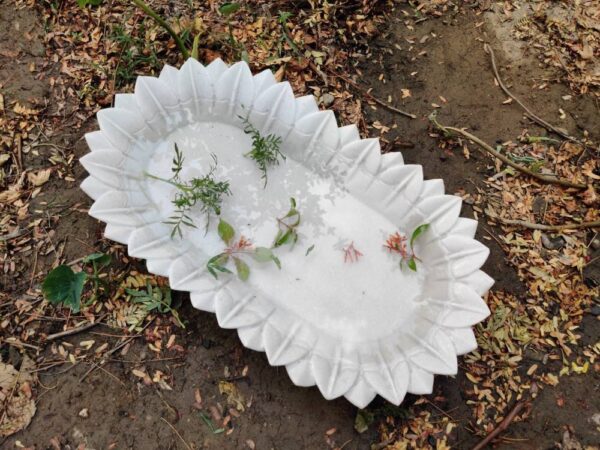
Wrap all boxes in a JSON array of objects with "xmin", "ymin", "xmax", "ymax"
[
  {"xmin": 145, "ymin": 144, "xmax": 232, "ymax": 238},
  {"xmin": 385, "ymin": 224, "xmax": 429, "ymax": 271},
  {"xmin": 207, "ymin": 219, "xmax": 281, "ymax": 281},
  {"xmin": 42, "ymin": 252, "xmax": 112, "ymax": 313},
  {"xmin": 273, "ymin": 198, "xmax": 301, "ymax": 248},
  {"xmin": 126, "ymin": 281, "xmax": 185, "ymax": 328},
  {"xmin": 241, "ymin": 117, "xmax": 285, "ymax": 187}
]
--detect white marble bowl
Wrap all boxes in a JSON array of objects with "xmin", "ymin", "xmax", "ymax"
[{"xmin": 80, "ymin": 59, "xmax": 493, "ymax": 408}]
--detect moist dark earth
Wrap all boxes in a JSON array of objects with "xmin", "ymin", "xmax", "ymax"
[{"xmin": 1, "ymin": 1, "xmax": 599, "ymax": 449}]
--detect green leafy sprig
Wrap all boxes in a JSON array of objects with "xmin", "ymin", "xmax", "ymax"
[
  {"xmin": 384, "ymin": 223, "xmax": 430, "ymax": 271},
  {"xmin": 145, "ymin": 144, "xmax": 232, "ymax": 238},
  {"xmin": 273, "ymin": 198, "xmax": 301, "ymax": 248},
  {"xmin": 126, "ymin": 281, "xmax": 184, "ymax": 328},
  {"xmin": 241, "ymin": 117, "xmax": 284, "ymax": 187},
  {"xmin": 207, "ymin": 219, "xmax": 281, "ymax": 281},
  {"xmin": 42, "ymin": 252, "xmax": 112, "ymax": 312}
]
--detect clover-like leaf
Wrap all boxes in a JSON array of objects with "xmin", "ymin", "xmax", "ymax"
[
  {"xmin": 218, "ymin": 219, "xmax": 235, "ymax": 244},
  {"xmin": 42, "ymin": 265, "xmax": 87, "ymax": 313}
]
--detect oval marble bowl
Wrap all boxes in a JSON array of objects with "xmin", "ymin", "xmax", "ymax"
[{"xmin": 80, "ymin": 59, "xmax": 493, "ymax": 408}]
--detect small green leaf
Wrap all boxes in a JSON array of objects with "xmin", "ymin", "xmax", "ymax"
[
  {"xmin": 407, "ymin": 258, "xmax": 417, "ymax": 272},
  {"xmin": 354, "ymin": 409, "xmax": 374, "ymax": 434},
  {"xmin": 233, "ymin": 257, "xmax": 250, "ymax": 281},
  {"xmin": 289, "ymin": 197, "xmax": 296, "ymax": 209},
  {"xmin": 271, "ymin": 255, "xmax": 281, "ymax": 269},
  {"xmin": 253, "ymin": 247, "xmax": 274, "ymax": 262},
  {"xmin": 278, "ymin": 11, "xmax": 292, "ymax": 24},
  {"xmin": 240, "ymin": 50, "xmax": 250, "ymax": 64},
  {"xmin": 207, "ymin": 253, "xmax": 232, "ymax": 279},
  {"xmin": 218, "ymin": 219, "xmax": 235, "ymax": 244},
  {"xmin": 410, "ymin": 223, "xmax": 430, "ymax": 248},
  {"xmin": 83, "ymin": 252, "xmax": 111, "ymax": 268},
  {"xmin": 305, "ymin": 244, "xmax": 315, "ymax": 256},
  {"xmin": 77, "ymin": 0, "xmax": 102, "ymax": 7},
  {"xmin": 42, "ymin": 265, "xmax": 87, "ymax": 313},
  {"xmin": 191, "ymin": 34, "xmax": 200, "ymax": 60},
  {"xmin": 219, "ymin": 2, "xmax": 241, "ymax": 15},
  {"xmin": 277, "ymin": 231, "xmax": 294, "ymax": 247}
]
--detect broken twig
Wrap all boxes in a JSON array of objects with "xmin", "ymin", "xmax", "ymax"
[
  {"xmin": 46, "ymin": 314, "xmax": 108, "ymax": 341},
  {"xmin": 484, "ymin": 43, "xmax": 594, "ymax": 151},
  {"xmin": 161, "ymin": 417, "xmax": 193, "ymax": 450},
  {"xmin": 488, "ymin": 216, "xmax": 600, "ymax": 231},
  {"xmin": 472, "ymin": 401, "xmax": 528, "ymax": 450},
  {"xmin": 429, "ymin": 113, "xmax": 587, "ymax": 189},
  {"xmin": 331, "ymin": 72, "xmax": 417, "ymax": 119}
]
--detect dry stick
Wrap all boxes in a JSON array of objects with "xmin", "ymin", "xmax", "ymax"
[
  {"xmin": 332, "ymin": 72, "xmax": 417, "ymax": 119},
  {"xmin": 79, "ymin": 317, "xmax": 156, "ymax": 383},
  {"xmin": 161, "ymin": 417, "xmax": 193, "ymax": 450},
  {"xmin": 484, "ymin": 43, "xmax": 590, "ymax": 148},
  {"xmin": 489, "ymin": 216, "xmax": 600, "ymax": 231},
  {"xmin": 430, "ymin": 115, "xmax": 587, "ymax": 189},
  {"xmin": 46, "ymin": 314, "xmax": 108, "ymax": 341},
  {"xmin": 472, "ymin": 401, "xmax": 528, "ymax": 450}
]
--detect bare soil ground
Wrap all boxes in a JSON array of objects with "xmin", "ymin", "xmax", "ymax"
[{"xmin": 1, "ymin": 1, "xmax": 598, "ymax": 449}]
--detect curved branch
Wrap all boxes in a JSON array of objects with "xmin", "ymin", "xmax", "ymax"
[
  {"xmin": 485, "ymin": 44, "xmax": 599, "ymax": 157},
  {"xmin": 429, "ymin": 114, "xmax": 587, "ymax": 189}
]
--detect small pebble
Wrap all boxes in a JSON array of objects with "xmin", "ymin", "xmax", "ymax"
[
  {"xmin": 78, "ymin": 408, "xmax": 89, "ymax": 418},
  {"xmin": 541, "ymin": 233, "xmax": 565, "ymax": 250},
  {"xmin": 321, "ymin": 93, "xmax": 335, "ymax": 107}
]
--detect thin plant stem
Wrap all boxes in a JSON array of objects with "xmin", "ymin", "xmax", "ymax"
[{"xmin": 131, "ymin": 0, "xmax": 189, "ymax": 59}]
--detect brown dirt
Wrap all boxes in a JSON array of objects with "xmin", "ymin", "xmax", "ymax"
[{"xmin": 2, "ymin": 1, "xmax": 599, "ymax": 449}]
